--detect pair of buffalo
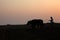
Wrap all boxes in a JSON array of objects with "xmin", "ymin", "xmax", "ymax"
[{"xmin": 27, "ymin": 19, "xmax": 44, "ymax": 29}]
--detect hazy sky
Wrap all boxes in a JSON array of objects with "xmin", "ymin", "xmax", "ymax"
[{"xmin": 0, "ymin": 0, "xmax": 60, "ymax": 25}]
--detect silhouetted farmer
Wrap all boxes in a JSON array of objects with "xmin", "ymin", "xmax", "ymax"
[
  {"xmin": 49, "ymin": 17, "xmax": 54, "ymax": 32},
  {"xmin": 49, "ymin": 17, "xmax": 54, "ymax": 23},
  {"xmin": 27, "ymin": 19, "xmax": 44, "ymax": 29}
]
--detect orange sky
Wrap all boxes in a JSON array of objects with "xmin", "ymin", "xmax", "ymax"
[{"xmin": 0, "ymin": 0, "xmax": 60, "ymax": 25}]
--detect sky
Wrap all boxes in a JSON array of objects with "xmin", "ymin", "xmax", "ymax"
[{"xmin": 0, "ymin": 0, "xmax": 60, "ymax": 25}]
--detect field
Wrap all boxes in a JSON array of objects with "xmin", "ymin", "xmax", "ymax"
[{"xmin": 0, "ymin": 23, "xmax": 60, "ymax": 40}]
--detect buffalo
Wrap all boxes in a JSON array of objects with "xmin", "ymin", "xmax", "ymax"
[{"xmin": 27, "ymin": 19, "xmax": 44, "ymax": 29}]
